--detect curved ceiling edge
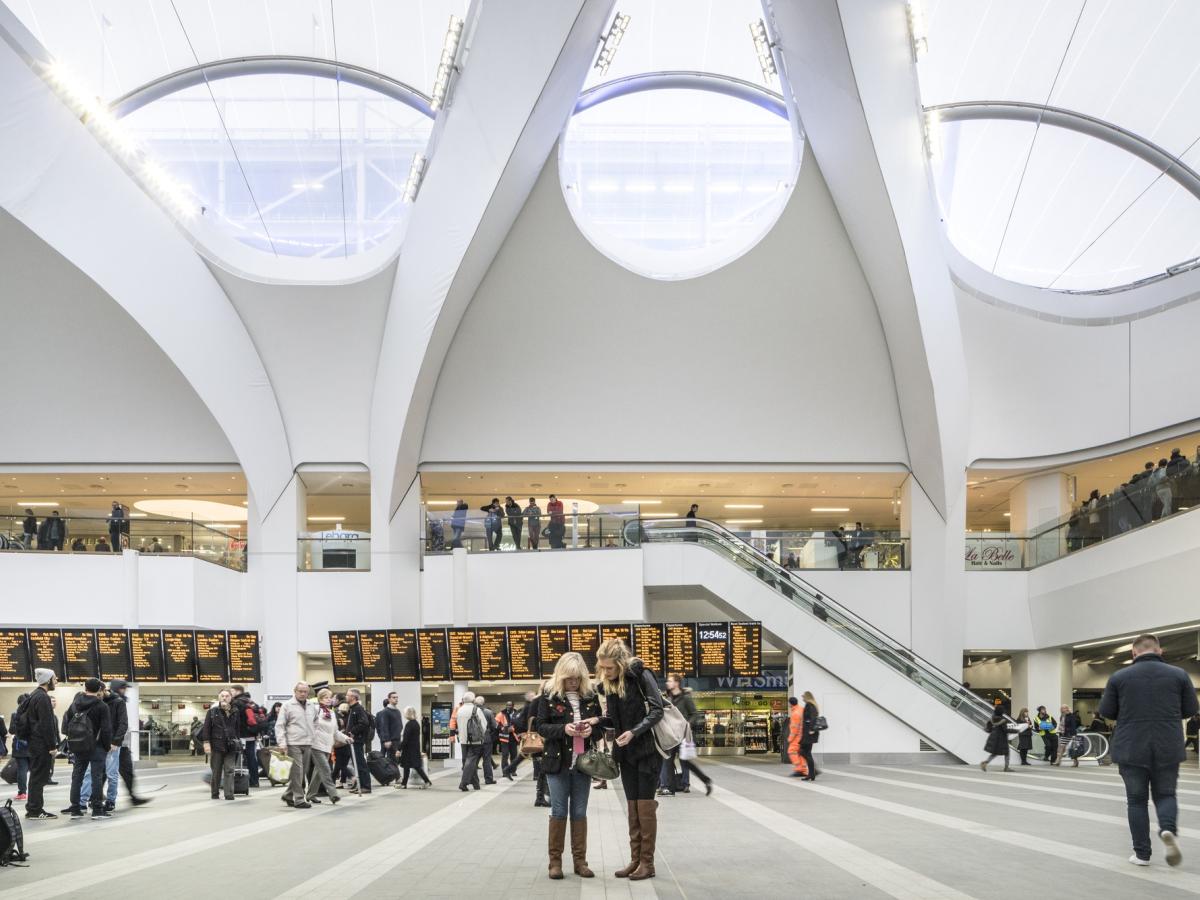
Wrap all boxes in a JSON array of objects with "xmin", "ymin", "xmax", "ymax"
[
  {"xmin": 575, "ymin": 71, "xmax": 788, "ymax": 120},
  {"xmin": 969, "ymin": 416, "xmax": 1200, "ymax": 473}
]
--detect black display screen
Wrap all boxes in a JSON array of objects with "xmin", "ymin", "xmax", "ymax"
[
  {"xmin": 359, "ymin": 630, "xmax": 391, "ymax": 682},
  {"xmin": 696, "ymin": 622, "xmax": 730, "ymax": 677},
  {"xmin": 568, "ymin": 625, "xmax": 601, "ymax": 671},
  {"xmin": 416, "ymin": 629, "xmax": 450, "ymax": 681},
  {"xmin": 632, "ymin": 624, "xmax": 664, "ymax": 674},
  {"xmin": 387, "ymin": 630, "xmax": 420, "ymax": 682},
  {"xmin": 195, "ymin": 631, "xmax": 230, "ymax": 683},
  {"xmin": 131, "ymin": 630, "xmax": 164, "ymax": 682},
  {"xmin": 507, "ymin": 627, "xmax": 539, "ymax": 681},
  {"xmin": 227, "ymin": 631, "xmax": 261, "ymax": 683},
  {"xmin": 730, "ymin": 622, "xmax": 762, "ymax": 677},
  {"xmin": 0, "ymin": 630, "xmax": 30, "ymax": 682},
  {"xmin": 448, "ymin": 628, "xmax": 479, "ymax": 681},
  {"xmin": 163, "ymin": 630, "xmax": 198, "ymax": 682},
  {"xmin": 663, "ymin": 623, "xmax": 697, "ymax": 678},
  {"xmin": 96, "ymin": 629, "xmax": 132, "ymax": 681},
  {"xmin": 600, "ymin": 623, "xmax": 633, "ymax": 650},
  {"xmin": 538, "ymin": 626, "xmax": 569, "ymax": 678},
  {"xmin": 329, "ymin": 631, "xmax": 363, "ymax": 683},
  {"xmin": 477, "ymin": 628, "xmax": 509, "ymax": 680},
  {"xmin": 27, "ymin": 629, "xmax": 65, "ymax": 680}
]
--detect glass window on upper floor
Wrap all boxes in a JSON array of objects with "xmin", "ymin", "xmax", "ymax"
[
  {"xmin": 558, "ymin": 0, "xmax": 802, "ymax": 281},
  {"xmin": 916, "ymin": 0, "xmax": 1200, "ymax": 292}
]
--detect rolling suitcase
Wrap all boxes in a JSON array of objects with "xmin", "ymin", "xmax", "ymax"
[
  {"xmin": 366, "ymin": 750, "xmax": 399, "ymax": 786},
  {"xmin": 233, "ymin": 767, "xmax": 250, "ymax": 795}
]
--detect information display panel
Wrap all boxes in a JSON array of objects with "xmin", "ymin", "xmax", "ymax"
[
  {"xmin": 130, "ymin": 630, "xmax": 164, "ymax": 682},
  {"xmin": 195, "ymin": 631, "xmax": 230, "ymax": 683},
  {"xmin": 477, "ymin": 627, "xmax": 510, "ymax": 680},
  {"xmin": 663, "ymin": 623, "xmax": 697, "ymax": 677},
  {"xmin": 163, "ymin": 630, "xmax": 198, "ymax": 682},
  {"xmin": 226, "ymin": 631, "xmax": 261, "ymax": 683},
  {"xmin": 416, "ymin": 629, "xmax": 450, "ymax": 681},
  {"xmin": 27, "ymin": 629, "xmax": 65, "ymax": 679},
  {"xmin": 447, "ymin": 629, "xmax": 480, "ymax": 681},
  {"xmin": 537, "ymin": 625, "xmax": 569, "ymax": 677},
  {"xmin": 0, "ymin": 630, "xmax": 31, "ymax": 682},
  {"xmin": 632, "ymin": 624, "xmax": 664, "ymax": 674},
  {"xmin": 329, "ymin": 631, "xmax": 363, "ymax": 683},
  {"xmin": 359, "ymin": 630, "xmax": 391, "ymax": 682},
  {"xmin": 600, "ymin": 624, "xmax": 633, "ymax": 649},
  {"xmin": 386, "ymin": 630, "xmax": 420, "ymax": 682},
  {"xmin": 696, "ymin": 622, "xmax": 730, "ymax": 678},
  {"xmin": 568, "ymin": 625, "xmax": 601, "ymax": 670},
  {"xmin": 507, "ymin": 627, "xmax": 538, "ymax": 681},
  {"xmin": 730, "ymin": 621, "xmax": 762, "ymax": 677},
  {"xmin": 62, "ymin": 628, "xmax": 99, "ymax": 681},
  {"xmin": 96, "ymin": 629, "xmax": 132, "ymax": 681}
]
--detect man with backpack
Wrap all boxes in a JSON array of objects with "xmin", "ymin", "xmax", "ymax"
[
  {"xmin": 475, "ymin": 696, "xmax": 498, "ymax": 785},
  {"xmin": 344, "ymin": 689, "xmax": 374, "ymax": 794},
  {"xmin": 63, "ymin": 679, "xmax": 113, "ymax": 820},
  {"xmin": 231, "ymin": 685, "xmax": 264, "ymax": 789},
  {"xmin": 79, "ymin": 680, "xmax": 130, "ymax": 812},
  {"xmin": 17, "ymin": 668, "xmax": 60, "ymax": 820},
  {"xmin": 456, "ymin": 691, "xmax": 487, "ymax": 792}
]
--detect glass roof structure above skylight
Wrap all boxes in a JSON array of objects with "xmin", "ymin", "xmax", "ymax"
[{"xmin": 916, "ymin": 1, "xmax": 1200, "ymax": 293}]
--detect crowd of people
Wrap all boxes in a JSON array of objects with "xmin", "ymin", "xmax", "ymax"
[
  {"xmin": 433, "ymin": 496, "xmax": 569, "ymax": 551},
  {"xmin": 1066, "ymin": 448, "xmax": 1200, "ymax": 550},
  {"xmin": 10, "ymin": 502, "xmax": 145, "ymax": 552}
]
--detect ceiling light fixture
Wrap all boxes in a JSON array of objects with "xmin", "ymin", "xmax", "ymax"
[
  {"xmin": 403, "ymin": 153, "xmax": 427, "ymax": 203},
  {"xmin": 923, "ymin": 108, "xmax": 942, "ymax": 162},
  {"xmin": 307, "ymin": 516, "xmax": 345, "ymax": 522},
  {"xmin": 621, "ymin": 500, "xmax": 661, "ymax": 505},
  {"xmin": 426, "ymin": 501, "xmax": 457, "ymax": 506},
  {"xmin": 18, "ymin": 502, "xmax": 60, "ymax": 508},
  {"xmin": 1073, "ymin": 623, "xmax": 1199, "ymax": 649},
  {"xmin": 430, "ymin": 14, "xmax": 465, "ymax": 112},
  {"xmin": 725, "ymin": 519, "xmax": 763, "ymax": 525},
  {"xmin": 594, "ymin": 11, "xmax": 631, "ymax": 76},
  {"xmin": 811, "ymin": 507, "xmax": 850, "ymax": 513},
  {"xmin": 724, "ymin": 504, "xmax": 764, "ymax": 509},
  {"xmin": 749, "ymin": 19, "xmax": 777, "ymax": 84}
]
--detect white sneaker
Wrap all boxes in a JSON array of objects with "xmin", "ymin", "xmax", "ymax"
[
  {"xmin": 1128, "ymin": 854, "xmax": 1150, "ymax": 867},
  {"xmin": 1161, "ymin": 831, "xmax": 1182, "ymax": 867}
]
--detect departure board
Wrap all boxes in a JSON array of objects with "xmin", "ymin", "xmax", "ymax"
[
  {"xmin": 663, "ymin": 623, "xmax": 697, "ymax": 677},
  {"xmin": 0, "ymin": 630, "xmax": 30, "ymax": 682},
  {"xmin": 448, "ymin": 628, "xmax": 479, "ymax": 681},
  {"xmin": 359, "ymin": 630, "xmax": 391, "ymax": 682},
  {"xmin": 163, "ymin": 630, "xmax": 198, "ymax": 682},
  {"xmin": 416, "ymin": 629, "xmax": 450, "ymax": 681},
  {"xmin": 632, "ymin": 624, "xmax": 664, "ymax": 674},
  {"xmin": 568, "ymin": 625, "xmax": 601, "ymax": 670},
  {"xmin": 96, "ymin": 629, "xmax": 132, "ymax": 681},
  {"xmin": 195, "ymin": 631, "xmax": 230, "ymax": 683},
  {"xmin": 226, "ymin": 631, "xmax": 261, "ymax": 683},
  {"xmin": 387, "ymin": 630, "xmax": 420, "ymax": 682},
  {"xmin": 600, "ymin": 623, "xmax": 633, "ymax": 649},
  {"xmin": 538, "ymin": 626, "xmax": 569, "ymax": 677},
  {"xmin": 27, "ymin": 629, "xmax": 65, "ymax": 679},
  {"xmin": 130, "ymin": 630, "xmax": 164, "ymax": 682},
  {"xmin": 507, "ymin": 627, "xmax": 539, "ymax": 681},
  {"xmin": 329, "ymin": 631, "xmax": 363, "ymax": 683},
  {"xmin": 730, "ymin": 621, "xmax": 762, "ymax": 677},
  {"xmin": 62, "ymin": 628, "xmax": 99, "ymax": 681},
  {"xmin": 477, "ymin": 627, "xmax": 509, "ymax": 680},
  {"xmin": 696, "ymin": 622, "xmax": 730, "ymax": 677}
]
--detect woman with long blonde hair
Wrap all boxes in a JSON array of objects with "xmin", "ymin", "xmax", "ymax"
[
  {"xmin": 595, "ymin": 638, "xmax": 665, "ymax": 880},
  {"xmin": 799, "ymin": 691, "xmax": 820, "ymax": 781},
  {"xmin": 535, "ymin": 652, "xmax": 602, "ymax": 879}
]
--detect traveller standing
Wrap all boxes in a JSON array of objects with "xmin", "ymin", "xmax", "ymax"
[
  {"xmin": 450, "ymin": 500, "xmax": 468, "ymax": 548},
  {"xmin": 536, "ymin": 652, "xmax": 602, "ymax": 880},
  {"xmin": 1034, "ymin": 706, "xmax": 1059, "ymax": 763},
  {"xmin": 456, "ymin": 691, "xmax": 487, "ymax": 791},
  {"xmin": 787, "ymin": 696, "xmax": 806, "ymax": 777},
  {"xmin": 497, "ymin": 700, "xmax": 519, "ymax": 779},
  {"xmin": 80, "ymin": 679, "xmax": 128, "ymax": 811},
  {"xmin": 10, "ymin": 695, "xmax": 29, "ymax": 801},
  {"xmin": 525, "ymin": 498, "xmax": 542, "ymax": 550},
  {"xmin": 107, "ymin": 501, "xmax": 124, "ymax": 552},
  {"xmin": 201, "ymin": 689, "xmax": 241, "ymax": 801},
  {"xmin": 799, "ymin": 692, "xmax": 820, "ymax": 780},
  {"xmin": 304, "ymin": 688, "xmax": 341, "ymax": 805},
  {"xmin": 1015, "ymin": 707, "xmax": 1035, "ymax": 765},
  {"xmin": 660, "ymin": 674, "xmax": 712, "ymax": 795},
  {"xmin": 21, "ymin": 509, "xmax": 36, "ymax": 549},
  {"xmin": 547, "ymin": 495, "xmax": 565, "ymax": 549},
  {"xmin": 44, "ymin": 510, "xmax": 67, "ymax": 551},
  {"xmin": 475, "ymin": 696, "xmax": 497, "ymax": 784},
  {"xmin": 276, "ymin": 682, "xmax": 316, "ymax": 809},
  {"xmin": 1185, "ymin": 713, "xmax": 1200, "ymax": 754},
  {"xmin": 344, "ymin": 689, "xmax": 373, "ymax": 794},
  {"xmin": 505, "ymin": 496, "xmax": 523, "ymax": 548},
  {"xmin": 64, "ymin": 679, "xmax": 113, "ymax": 819},
  {"xmin": 21, "ymin": 669, "xmax": 59, "ymax": 819},
  {"xmin": 595, "ymin": 638, "xmax": 665, "ymax": 881},
  {"xmin": 481, "ymin": 498, "xmax": 503, "ymax": 550},
  {"xmin": 685, "ymin": 503, "xmax": 699, "ymax": 541},
  {"xmin": 1056, "ymin": 704, "xmax": 1082, "ymax": 767},
  {"xmin": 230, "ymin": 686, "xmax": 262, "ymax": 789},
  {"xmin": 377, "ymin": 691, "xmax": 403, "ymax": 773},
  {"xmin": 399, "ymin": 706, "xmax": 431, "ymax": 788},
  {"xmin": 980, "ymin": 708, "xmax": 1015, "ymax": 772},
  {"xmin": 1099, "ymin": 633, "xmax": 1198, "ymax": 867}
]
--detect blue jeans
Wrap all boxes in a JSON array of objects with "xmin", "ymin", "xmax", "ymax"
[
  {"xmin": 546, "ymin": 766, "xmax": 591, "ymax": 820},
  {"xmin": 1119, "ymin": 763, "xmax": 1179, "ymax": 860},
  {"xmin": 81, "ymin": 747, "xmax": 120, "ymax": 806}
]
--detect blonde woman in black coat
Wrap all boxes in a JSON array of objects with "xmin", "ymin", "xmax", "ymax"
[
  {"xmin": 398, "ymin": 706, "xmax": 431, "ymax": 788},
  {"xmin": 596, "ymin": 639, "xmax": 665, "ymax": 881}
]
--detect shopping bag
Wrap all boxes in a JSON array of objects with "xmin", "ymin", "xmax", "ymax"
[{"xmin": 268, "ymin": 750, "xmax": 293, "ymax": 785}]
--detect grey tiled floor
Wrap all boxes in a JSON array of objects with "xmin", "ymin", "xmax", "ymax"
[{"xmin": 2, "ymin": 755, "xmax": 1200, "ymax": 898}]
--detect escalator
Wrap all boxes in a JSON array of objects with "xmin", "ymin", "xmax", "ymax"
[{"xmin": 630, "ymin": 518, "xmax": 991, "ymax": 763}]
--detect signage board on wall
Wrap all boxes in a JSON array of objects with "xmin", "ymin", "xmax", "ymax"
[
  {"xmin": 131, "ymin": 630, "xmax": 165, "ymax": 682},
  {"xmin": 226, "ymin": 631, "xmax": 261, "ymax": 683},
  {"xmin": 476, "ymin": 628, "xmax": 509, "ymax": 680},
  {"xmin": 416, "ymin": 629, "xmax": 450, "ymax": 681},
  {"xmin": 358, "ymin": 630, "xmax": 390, "ymax": 682},
  {"xmin": 96, "ymin": 629, "xmax": 132, "ymax": 681},
  {"xmin": 448, "ymin": 628, "xmax": 480, "ymax": 681},
  {"xmin": 195, "ymin": 631, "xmax": 230, "ymax": 683},
  {"xmin": 63, "ymin": 628, "xmax": 100, "ymax": 681},
  {"xmin": 663, "ymin": 623, "xmax": 697, "ymax": 677},
  {"xmin": 328, "ymin": 631, "xmax": 363, "ymax": 683},
  {"xmin": 386, "ymin": 630, "xmax": 420, "ymax": 682},
  {"xmin": 163, "ymin": 631, "xmax": 198, "ymax": 682},
  {"xmin": 0, "ymin": 630, "xmax": 30, "ymax": 682}
]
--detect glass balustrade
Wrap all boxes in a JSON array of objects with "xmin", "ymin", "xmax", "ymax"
[
  {"xmin": 0, "ymin": 513, "xmax": 245, "ymax": 571},
  {"xmin": 422, "ymin": 510, "xmax": 638, "ymax": 554}
]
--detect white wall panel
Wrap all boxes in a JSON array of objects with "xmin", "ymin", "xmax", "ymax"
[
  {"xmin": 0, "ymin": 553, "xmax": 126, "ymax": 624},
  {"xmin": 1129, "ymin": 300, "xmax": 1200, "ymax": 436},
  {"xmin": 421, "ymin": 144, "xmax": 908, "ymax": 467}
]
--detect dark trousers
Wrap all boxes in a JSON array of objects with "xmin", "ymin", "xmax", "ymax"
[
  {"xmin": 1018, "ymin": 748, "xmax": 1030, "ymax": 765},
  {"xmin": 118, "ymin": 746, "xmax": 136, "ymax": 793},
  {"xmin": 401, "ymin": 763, "xmax": 430, "ymax": 786},
  {"xmin": 534, "ymin": 756, "xmax": 547, "ymax": 801},
  {"xmin": 481, "ymin": 738, "xmax": 495, "ymax": 782},
  {"xmin": 487, "ymin": 523, "xmax": 502, "ymax": 550},
  {"xmin": 241, "ymin": 739, "xmax": 260, "ymax": 787},
  {"xmin": 549, "ymin": 522, "xmax": 565, "ymax": 549},
  {"xmin": 26, "ymin": 744, "xmax": 53, "ymax": 815},
  {"xmin": 528, "ymin": 525, "xmax": 540, "ymax": 550},
  {"xmin": 70, "ymin": 746, "xmax": 108, "ymax": 811},
  {"xmin": 15, "ymin": 757, "xmax": 29, "ymax": 794},
  {"xmin": 1120, "ymin": 763, "xmax": 1179, "ymax": 860},
  {"xmin": 459, "ymin": 745, "xmax": 483, "ymax": 789},
  {"xmin": 508, "ymin": 521, "xmax": 522, "ymax": 547},
  {"xmin": 801, "ymin": 742, "xmax": 818, "ymax": 777},
  {"xmin": 619, "ymin": 761, "xmax": 658, "ymax": 802},
  {"xmin": 500, "ymin": 740, "xmax": 519, "ymax": 775},
  {"xmin": 332, "ymin": 745, "xmax": 351, "ymax": 783},
  {"xmin": 1043, "ymin": 734, "xmax": 1059, "ymax": 762},
  {"xmin": 352, "ymin": 742, "xmax": 372, "ymax": 792}
]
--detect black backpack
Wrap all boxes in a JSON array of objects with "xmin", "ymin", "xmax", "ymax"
[
  {"xmin": 65, "ymin": 708, "xmax": 96, "ymax": 756},
  {"xmin": 0, "ymin": 799, "xmax": 28, "ymax": 866},
  {"xmin": 10, "ymin": 697, "xmax": 31, "ymax": 742},
  {"xmin": 466, "ymin": 710, "xmax": 485, "ymax": 744}
]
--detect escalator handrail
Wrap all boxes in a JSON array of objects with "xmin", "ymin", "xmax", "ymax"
[{"xmin": 637, "ymin": 516, "xmax": 990, "ymax": 716}]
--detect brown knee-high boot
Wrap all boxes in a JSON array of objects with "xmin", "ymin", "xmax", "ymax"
[
  {"xmin": 570, "ymin": 818, "xmax": 594, "ymax": 877},
  {"xmin": 614, "ymin": 802, "xmax": 641, "ymax": 877},
  {"xmin": 548, "ymin": 817, "xmax": 567, "ymax": 879},
  {"xmin": 629, "ymin": 799, "xmax": 657, "ymax": 880}
]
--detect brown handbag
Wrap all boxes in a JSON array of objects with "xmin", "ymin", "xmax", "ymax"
[{"xmin": 518, "ymin": 718, "xmax": 544, "ymax": 758}]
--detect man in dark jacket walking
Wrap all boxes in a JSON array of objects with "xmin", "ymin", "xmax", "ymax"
[
  {"xmin": 1099, "ymin": 633, "xmax": 1199, "ymax": 867},
  {"xmin": 21, "ymin": 509, "xmax": 36, "ymax": 549},
  {"xmin": 80, "ymin": 680, "xmax": 129, "ymax": 811},
  {"xmin": 377, "ymin": 692, "xmax": 404, "ymax": 772},
  {"xmin": 21, "ymin": 668, "xmax": 60, "ymax": 819},
  {"xmin": 230, "ymin": 685, "xmax": 262, "ymax": 788},
  {"xmin": 63, "ymin": 679, "xmax": 114, "ymax": 819},
  {"xmin": 345, "ymin": 689, "xmax": 373, "ymax": 794}
]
